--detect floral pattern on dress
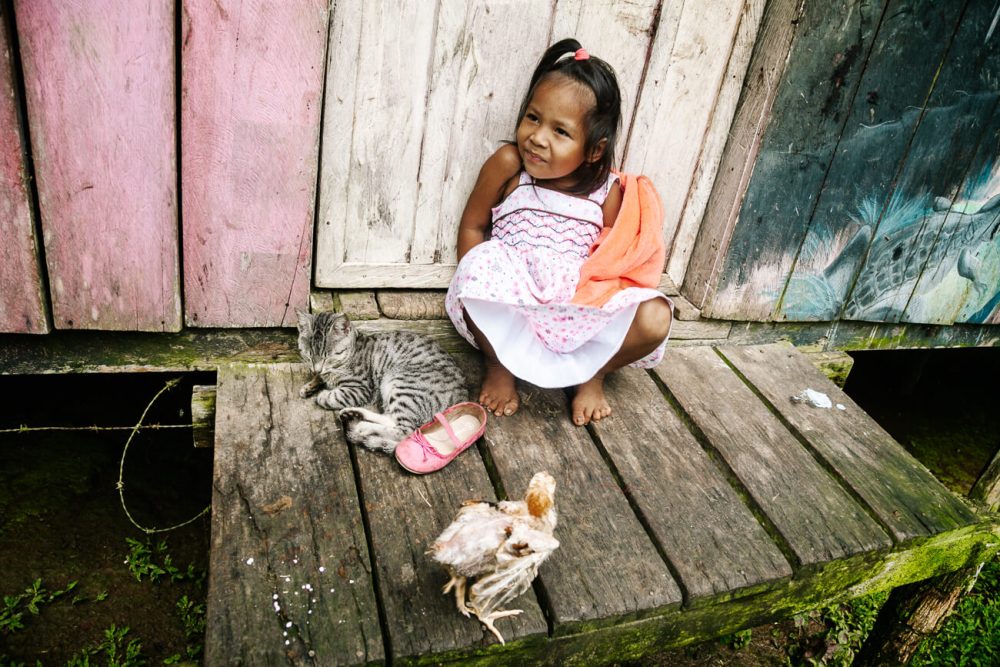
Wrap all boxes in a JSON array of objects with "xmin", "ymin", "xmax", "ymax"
[{"xmin": 447, "ymin": 171, "xmax": 669, "ymax": 384}]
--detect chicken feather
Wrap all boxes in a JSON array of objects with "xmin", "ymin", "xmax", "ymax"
[{"xmin": 428, "ymin": 472, "xmax": 558, "ymax": 644}]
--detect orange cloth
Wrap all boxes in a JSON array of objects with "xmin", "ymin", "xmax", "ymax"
[{"xmin": 571, "ymin": 173, "xmax": 665, "ymax": 308}]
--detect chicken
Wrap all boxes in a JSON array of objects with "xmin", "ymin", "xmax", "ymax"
[{"xmin": 428, "ymin": 471, "xmax": 559, "ymax": 644}]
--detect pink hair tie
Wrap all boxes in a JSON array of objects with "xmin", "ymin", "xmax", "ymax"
[{"xmin": 574, "ymin": 48, "xmax": 589, "ymax": 61}]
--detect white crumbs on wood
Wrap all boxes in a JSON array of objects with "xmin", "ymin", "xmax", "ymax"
[{"xmin": 791, "ymin": 388, "xmax": 833, "ymax": 409}]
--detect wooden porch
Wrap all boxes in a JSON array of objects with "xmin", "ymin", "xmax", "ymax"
[{"xmin": 203, "ymin": 342, "xmax": 997, "ymax": 666}]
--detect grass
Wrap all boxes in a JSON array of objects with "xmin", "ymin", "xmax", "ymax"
[
  {"xmin": 124, "ymin": 537, "xmax": 203, "ymax": 585},
  {"xmin": 0, "ymin": 537, "xmax": 205, "ymax": 666},
  {"xmin": 164, "ymin": 595, "xmax": 207, "ymax": 664},
  {"xmin": 65, "ymin": 625, "xmax": 145, "ymax": 667},
  {"xmin": 1, "ymin": 579, "xmax": 78, "ymax": 636},
  {"xmin": 911, "ymin": 557, "xmax": 1000, "ymax": 667},
  {"xmin": 785, "ymin": 590, "xmax": 889, "ymax": 666}
]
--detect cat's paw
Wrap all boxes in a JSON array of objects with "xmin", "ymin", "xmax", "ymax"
[
  {"xmin": 299, "ymin": 377, "xmax": 324, "ymax": 398},
  {"xmin": 315, "ymin": 389, "xmax": 342, "ymax": 410},
  {"xmin": 338, "ymin": 407, "xmax": 367, "ymax": 424}
]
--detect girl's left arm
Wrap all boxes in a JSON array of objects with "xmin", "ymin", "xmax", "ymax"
[{"xmin": 601, "ymin": 180, "xmax": 623, "ymax": 229}]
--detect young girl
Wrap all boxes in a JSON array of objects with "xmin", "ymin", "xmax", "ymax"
[{"xmin": 445, "ymin": 38, "xmax": 673, "ymax": 426}]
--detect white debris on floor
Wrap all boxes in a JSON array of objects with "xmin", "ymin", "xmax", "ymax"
[{"xmin": 791, "ymin": 388, "xmax": 833, "ymax": 409}]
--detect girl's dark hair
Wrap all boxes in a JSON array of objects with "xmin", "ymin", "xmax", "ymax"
[{"xmin": 515, "ymin": 38, "xmax": 622, "ymax": 195}]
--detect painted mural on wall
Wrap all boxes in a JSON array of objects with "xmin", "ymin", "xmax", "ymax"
[
  {"xmin": 780, "ymin": 159, "xmax": 1000, "ymax": 324},
  {"xmin": 708, "ymin": 95, "xmax": 1000, "ymax": 326},
  {"xmin": 702, "ymin": 1, "xmax": 1000, "ymax": 326}
]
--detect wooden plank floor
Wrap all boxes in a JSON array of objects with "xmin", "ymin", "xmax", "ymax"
[{"xmin": 206, "ymin": 343, "xmax": 990, "ymax": 666}]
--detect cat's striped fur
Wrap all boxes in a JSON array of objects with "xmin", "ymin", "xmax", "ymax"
[{"xmin": 297, "ymin": 311, "xmax": 468, "ymax": 453}]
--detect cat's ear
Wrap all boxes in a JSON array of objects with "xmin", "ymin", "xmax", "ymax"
[
  {"xmin": 296, "ymin": 309, "xmax": 312, "ymax": 331},
  {"xmin": 333, "ymin": 313, "xmax": 352, "ymax": 334}
]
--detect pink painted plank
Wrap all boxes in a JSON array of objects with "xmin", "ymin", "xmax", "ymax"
[
  {"xmin": 0, "ymin": 7, "xmax": 48, "ymax": 334},
  {"xmin": 181, "ymin": 0, "xmax": 326, "ymax": 328},
  {"xmin": 15, "ymin": 0, "xmax": 180, "ymax": 332}
]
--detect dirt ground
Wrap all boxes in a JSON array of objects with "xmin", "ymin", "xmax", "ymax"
[{"xmin": 0, "ymin": 374, "xmax": 213, "ymax": 665}]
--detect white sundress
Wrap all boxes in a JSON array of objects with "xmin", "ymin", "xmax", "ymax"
[{"xmin": 445, "ymin": 171, "xmax": 671, "ymax": 389}]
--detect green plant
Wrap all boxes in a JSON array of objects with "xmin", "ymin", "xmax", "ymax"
[
  {"xmin": 911, "ymin": 557, "xmax": 1000, "ymax": 667},
  {"xmin": 124, "ymin": 537, "xmax": 202, "ymax": 585},
  {"xmin": 0, "ymin": 578, "xmax": 77, "ymax": 635},
  {"xmin": 0, "ymin": 656, "xmax": 42, "ymax": 667},
  {"xmin": 66, "ymin": 624, "xmax": 145, "ymax": 667},
  {"xmin": 719, "ymin": 628, "xmax": 753, "ymax": 650},
  {"xmin": 175, "ymin": 594, "xmax": 206, "ymax": 661},
  {"xmin": 785, "ymin": 590, "xmax": 888, "ymax": 666}
]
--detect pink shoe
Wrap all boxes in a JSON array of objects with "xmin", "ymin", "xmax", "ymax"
[{"xmin": 395, "ymin": 402, "xmax": 488, "ymax": 474}]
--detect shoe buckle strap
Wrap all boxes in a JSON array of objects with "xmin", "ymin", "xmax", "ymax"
[{"xmin": 433, "ymin": 411, "xmax": 463, "ymax": 449}]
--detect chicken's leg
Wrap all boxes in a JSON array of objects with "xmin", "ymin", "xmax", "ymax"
[
  {"xmin": 442, "ymin": 573, "xmax": 470, "ymax": 616},
  {"xmin": 476, "ymin": 609, "xmax": 523, "ymax": 645}
]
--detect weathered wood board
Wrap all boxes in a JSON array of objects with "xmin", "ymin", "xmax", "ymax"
[
  {"xmin": 778, "ymin": 0, "xmax": 968, "ymax": 323},
  {"xmin": 15, "ymin": 0, "xmax": 180, "ymax": 331},
  {"xmin": 337, "ymin": 291, "xmax": 380, "ymax": 320},
  {"xmin": 624, "ymin": 0, "xmax": 752, "ymax": 284},
  {"xmin": 207, "ymin": 364, "xmax": 384, "ymax": 665},
  {"xmin": 718, "ymin": 343, "xmax": 978, "ymax": 540},
  {"xmin": 0, "ymin": 5, "xmax": 47, "ymax": 334},
  {"xmin": 203, "ymin": 347, "xmax": 994, "ymax": 665},
  {"xmin": 350, "ymin": 436, "xmax": 548, "ymax": 659},
  {"xmin": 181, "ymin": 0, "xmax": 326, "ymax": 328},
  {"xmin": 682, "ymin": 0, "xmax": 805, "ymax": 309},
  {"xmin": 552, "ymin": 0, "xmax": 658, "ymax": 162},
  {"xmin": 911, "ymin": 110, "xmax": 1000, "ymax": 327},
  {"xmin": 666, "ymin": 0, "xmax": 766, "ymax": 285},
  {"xmin": 706, "ymin": 0, "xmax": 967, "ymax": 322},
  {"xmin": 833, "ymin": 0, "xmax": 1000, "ymax": 325},
  {"xmin": 377, "ymin": 291, "xmax": 449, "ymax": 320},
  {"xmin": 700, "ymin": 0, "xmax": 888, "ymax": 320},
  {"xmin": 315, "ymin": 0, "xmax": 756, "ymax": 290},
  {"xmin": 593, "ymin": 367, "xmax": 792, "ymax": 603},
  {"xmin": 481, "ymin": 382, "xmax": 682, "ymax": 632},
  {"xmin": 654, "ymin": 346, "xmax": 892, "ymax": 567},
  {"xmin": 896, "ymin": 2, "xmax": 1000, "ymax": 327},
  {"xmin": 352, "ymin": 354, "xmax": 547, "ymax": 659}
]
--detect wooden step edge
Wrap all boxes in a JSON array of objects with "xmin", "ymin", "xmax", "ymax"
[
  {"xmin": 191, "ymin": 384, "xmax": 215, "ymax": 448},
  {"xmin": 414, "ymin": 519, "xmax": 1000, "ymax": 666}
]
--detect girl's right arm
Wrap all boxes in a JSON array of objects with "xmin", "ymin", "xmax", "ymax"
[{"xmin": 456, "ymin": 144, "xmax": 521, "ymax": 262}]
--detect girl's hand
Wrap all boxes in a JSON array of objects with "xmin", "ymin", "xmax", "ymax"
[{"xmin": 456, "ymin": 144, "xmax": 522, "ymax": 261}]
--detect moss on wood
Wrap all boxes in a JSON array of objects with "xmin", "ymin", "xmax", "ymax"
[
  {"xmin": 805, "ymin": 350, "xmax": 855, "ymax": 387},
  {"xmin": 399, "ymin": 520, "xmax": 999, "ymax": 666}
]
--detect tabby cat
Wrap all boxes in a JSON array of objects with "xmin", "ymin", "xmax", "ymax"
[{"xmin": 297, "ymin": 311, "xmax": 468, "ymax": 453}]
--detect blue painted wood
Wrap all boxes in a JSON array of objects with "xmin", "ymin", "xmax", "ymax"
[
  {"xmin": 702, "ymin": 0, "xmax": 889, "ymax": 321},
  {"xmin": 773, "ymin": 0, "xmax": 970, "ymax": 323},
  {"xmin": 833, "ymin": 1, "xmax": 1000, "ymax": 325}
]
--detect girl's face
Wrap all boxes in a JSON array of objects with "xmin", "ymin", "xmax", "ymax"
[{"xmin": 516, "ymin": 75, "xmax": 600, "ymax": 189}]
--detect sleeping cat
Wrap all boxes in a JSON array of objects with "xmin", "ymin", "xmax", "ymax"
[{"xmin": 297, "ymin": 311, "xmax": 468, "ymax": 453}]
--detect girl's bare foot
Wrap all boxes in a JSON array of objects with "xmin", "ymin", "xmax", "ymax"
[
  {"xmin": 572, "ymin": 375, "xmax": 611, "ymax": 426},
  {"xmin": 480, "ymin": 361, "xmax": 520, "ymax": 416}
]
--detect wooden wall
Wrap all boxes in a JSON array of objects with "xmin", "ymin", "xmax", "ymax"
[
  {"xmin": 1, "ymin": 0, "xmax": 763, "ymax": 332},
  {"xmin": 0, "ymin": 3, "xmax": 46, "ymax": 334},
  {"xmin": 180, "ymin": 0, "xmax": 326, "ymax": 328},
  {"xmin": 689, "ymin": 0, "xmax": 1000, "ymax": 326},
  {"xmin": 15, "ymin": 0, "xmax": 180, "ymax": 332},
  {"xmin": 2, "ymin": 0, "xmax": 998, "ymax": 335},
  {"xmin": 314, "ymin": 0, "xmax": 764, "ymax": 288}
]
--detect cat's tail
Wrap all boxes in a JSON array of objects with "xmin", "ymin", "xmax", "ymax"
[{"xmin": 338, "ymin": 407, "xmax": 407, "ymax": 454}]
